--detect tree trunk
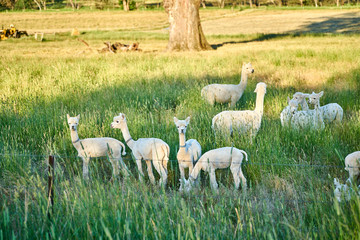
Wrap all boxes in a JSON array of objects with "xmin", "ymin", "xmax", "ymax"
[
  {"xmin": 249, "ymin": 0, "xmax": 253, "ymax": 7},
  {"xmin": 123, "ymin": 0, "xmax": 129, "ymax": 11},
  {"xmin": 314, "ymin": 0, "xmax": 318, "ymax": 7},
  {"xmin": 218, "ymin": 0, "xmax": 225, "ymax": 8},
  {"xmin": 164, "ymin": 0, "xmax": 212, "ymax": 51},
  {"xmin": 34, "ymin": 0, "xmax": 42, "ymax": 10}
]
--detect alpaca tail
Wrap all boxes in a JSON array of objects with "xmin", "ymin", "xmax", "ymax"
[
  {"xmin": 336, "ymin": 105, "xmax": 344, "ymax": 123},
  {"xmin": 239, "ymin": 150, "xmax": 248, "ymax": 162}
]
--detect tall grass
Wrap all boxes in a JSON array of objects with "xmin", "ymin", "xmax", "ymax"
[{"xmin": 1, "ymin": 21, "xmax": 360, "ymax": 238}]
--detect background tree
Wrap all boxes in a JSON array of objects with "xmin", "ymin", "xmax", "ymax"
[{"xmin": 163, "ymin": 0, "xmax": 212, "ymax": 51}]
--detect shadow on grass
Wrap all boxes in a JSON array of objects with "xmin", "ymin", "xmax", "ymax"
[{"xmin": 211, "ymin": 11, "xmax": 360, "ymax": 49}]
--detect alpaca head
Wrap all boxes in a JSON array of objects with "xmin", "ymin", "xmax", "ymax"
[
  {"xmin": 288, "ymin": 98, "xmax": 299, "ymax": 114},
  {"xmin": 254, "ymin": 82, "xmax": 267, "ymax": 94},
  {"xmin": 308, "ymin": 91, "xmax": 323, "ymax": 106},
  {"xmin": 111, "ymin": 113, "xmax": 127, "ymax": 129},
  {"xmin": 242, "ymin": 62, "xmax": 255, "ymax": 75},
  {"xmin": 67, "ymin": 114, "xmax": 80, "ymax": 131},
  {"xmin": 292, "ymin": 92, "xmax": 309, "ymax": 105},
  {"xmin": 174, "ymin": 116, "xmax": 190, "ymax": 135}
]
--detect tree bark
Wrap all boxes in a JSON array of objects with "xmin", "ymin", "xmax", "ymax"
[
  {"xmin": 123, "ymin": 0, "xmax": 129, "ymax": 11},
  {"xmin": 164, "ymin": 0, "xmax": 212, "ymax": 51}
]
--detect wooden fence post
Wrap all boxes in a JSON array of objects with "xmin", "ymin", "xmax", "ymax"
[{"xmin": 48, "ymin": 155, "xmax": 54, "ymax": 209}]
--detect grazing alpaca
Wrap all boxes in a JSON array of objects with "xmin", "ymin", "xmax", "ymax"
[
  {"xmin": 333, "ymin": 178, "xmax": 351, "ymax": 202},
  {"xmin": 292, "ymin": 92, "xmax": 309, "ymax": 111},
  {"xmin": 67, "ymin": 114, "xmax": 128, "ymax": 180},
  {"xmin": 280, "ymin": 97, "xmax": 299, "ymax": 127},
  {"xmin": 201, "ymin": 62, "xmax": 254, "ymax": 107},
  {"xmin": 212, "ymin": 82, "xmax": 267, "ymax": 139},
  {"xmin": 111, "ymin": 113, "xmax": 170, "ymax": 186},
  {"xmin": 290, "ymin": 91, "xmax": 325, "ymax": 130},
  {"xmin": 174, "ymin": 117, "xmax": 202, "ymax": 189},
  {"xmin": 345, "ymin": 151, "xmax": 360, "ymax": 183},
  {"xmin": 308, "ymin": 91, "xmax": 343, "ymax": 124},
  {"xmin": 184, "ymin": 147, "xmax": 248, "ymax": 192}
]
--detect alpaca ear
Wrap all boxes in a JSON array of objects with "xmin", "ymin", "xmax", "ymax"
[
  {"xmin": 303, "ymin": 94, "xmax": 310, "ymax": 98},
  {"xmin": 287, "ymin": 96, "xmax": 290, "ymax": 104},
  {"xmin": 185, "ymin": 116, "xmax": 190, "ymax": 124},
  {"xmin": 76, "ymin": 114, "xmax": 80, "ymax": 120},
  {"xmin": 174, "ymin": 117, "xmax": 178, "ymax": 124},
  {"xmin": 318, "ymin": 91, "xmax": 324, "ymax": 97},
  {"xmin": 119, "ymin": 113, "xmax": 125, "ymax": 120},
  {"xmin": 67, "ymin": 114, "xmax": 70, "ymax": 120}
]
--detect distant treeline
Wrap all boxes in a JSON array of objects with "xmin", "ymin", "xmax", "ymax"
[{"xmin": 0, "ymin": 0, "xmax": 359, "ymax": 11}]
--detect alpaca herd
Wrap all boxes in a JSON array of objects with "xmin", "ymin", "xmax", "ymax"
[{"xmin": 67, "ymin": 62, "xmax": 359, "ymax": 198}]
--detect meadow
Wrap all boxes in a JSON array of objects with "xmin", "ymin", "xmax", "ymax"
[{"xmin": 1, "ymin": 8, "xmax": 360, "ymax": 239}]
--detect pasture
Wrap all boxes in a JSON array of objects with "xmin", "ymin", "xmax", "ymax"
[{"xmin": 1, "ymin": 8, "xmax": 360, "ymax": 239}]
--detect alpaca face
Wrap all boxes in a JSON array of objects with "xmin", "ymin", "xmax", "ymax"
[
  {"xmin": 288, "ymin": 99, "xmax": 299, "ymax": 114},
  {"xmin": 292, "ymin": 92, "xmax": 309, "ymax": 105},
  {"xmin": 174, "ymin": 116, "xmax": 190, "ymax": 134},
  {"xmin": 67, "ymin": 114, "xmax": 80, "ymax": 131},
  {"xmin": 111, "ymin": 113, "xmax": 127, "ymax": 129},
  {"xmin": 242, "ymin": 62, "xmax": 255, "ymax": 75},
  {"xmin": 308, "ymin": 91, "xmax": 323, "ymax": 106}
]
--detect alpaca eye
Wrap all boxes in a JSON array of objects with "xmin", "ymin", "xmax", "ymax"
[{"xmin": 116, "ymin": 121, "xmax": 119, "ymax": 123}]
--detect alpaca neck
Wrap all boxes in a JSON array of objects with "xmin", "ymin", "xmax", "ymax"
[
  {"xmin": 178, "ymin": 133, "xmax": 187, "ymax": 151},
  {"xmin": 238, "ymin": 68, "xmax": 248, "ymax": 92},
  {"xmin": 120, "ymin": 123, "xmax": 135, "ymax": 150},
  {"xmin": 254, "ymin": 91, "xmax": 265, "ymax": 115},
  {"xmin": 70, "ymin": 129, "xmax": 81, "ymax": 149},
  {"xmin": 301, "ymin": 100, "xmax": 309, "ymax": 111}
]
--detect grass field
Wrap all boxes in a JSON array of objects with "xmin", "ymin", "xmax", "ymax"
[{"xmin": 1, "ymin": 8, "xmax": 360, "ymax": 239}]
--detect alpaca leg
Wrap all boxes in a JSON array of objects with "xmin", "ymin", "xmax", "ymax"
[
  {"xmin": 134, "ymin": 153, "xmax": 145, "ymax": 180},
  {"xmin": 179, "ymin": 165, "xmax": 185, "ymax": 190},
  {"xmin": 209, "ymin": 167, "xmax": 218, "ymax": 191},
  {"xmin": 118, "ymin": 157, "xmax": 130, "ymax": 177},
  {"xmin": 230, "ymin": 164, "xmax": 241, "ymax": 190},
  {"xmin": 145, "ymin": 160, "xmax": 156, "ymax": 185},
  {"xmin": 82, "ymin": 157, "xmax": 90, "ymax": 180},
  {"xmin": 238, "ymin": 168, "xmax": 247, "ymax": 188}
]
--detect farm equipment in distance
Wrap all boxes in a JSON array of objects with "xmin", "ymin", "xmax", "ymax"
[{"xmin": 1, "ymin": 24, "xmax": 28, "ymax": 40}]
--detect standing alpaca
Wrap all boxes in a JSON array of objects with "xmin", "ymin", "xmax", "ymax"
[
  {"xmin": 212, "ymin": 82, "xmax": 267, "ymax": 139},
  {"xmin": 290, "ymin": 91, "xmax": 325, "ymax": 130},
  {"xmin": 292, "ymin": 92, "xmax": 309, "ymax": 111},
  {"xmin": 308, "ymin": 91, "xmax": 343, "ymax": 124},
  {"xmin": 345, "ymin": 151, "xmax": 360, "ymax": 183},
  {"xmin": 111, "ymin": 113, "xmax": 170, "ymax": 186},
  {"xmin": 201, "ymin": 62, "xmax": 254, "ymax": 107},
  {"xmin": 184, "ymin": 147, "xmax": 248, "ymax": 192},
  {"xmin": 174, "ymin": 117, "xmax": 202, "ymax": 189},
  {"xmin": 280, "ymin": 97, "xmax": 299, "ymax": 127},
  {"xmin": 67, "ymin": 114, "xmax": 128, "ymax": 180}
]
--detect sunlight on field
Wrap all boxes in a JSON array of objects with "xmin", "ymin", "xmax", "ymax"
[{"xmin": 1, "ymin": 8, "xmax": 360, "ymax": 239}]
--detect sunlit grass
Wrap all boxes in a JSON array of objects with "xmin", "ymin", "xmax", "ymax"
[{"xmin": 1, "ymin": 9, "xmax": 360, "ymax": 239}]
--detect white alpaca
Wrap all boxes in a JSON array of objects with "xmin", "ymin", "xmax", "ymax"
[
  {"xmin": 201, "ymin": 62, "xmax": 254, "ymax": 107},
  {"xmin": 184, "ymin": 147, "xmax": 248, "ymax": 192},
  {"xmin": 292, "ymin": 92, "xmax": 309, "ymax": 111},
  {"xmin": 67, "ymin": 114, "xmax": 128, "ymax": 180},
  {"xmin": 174, "ymin": 117, "xmax": 202, "ymax": 189},
  {"xmin": 111, "ymin": 113, "xmax": 170, "ymax": 186},
  {"xmin": 290, "ymin": 91, "xmax": 325, "ymax": 130},
  {"xmin": 308, "ymin": 91, "xmax": 343, "ymax": 124},
  {"xmin": 212, "ymin": 82, "xmax": 267, "ymax": 139},
  {"xmin": 280, "ymin": 97, "xmax": 299, "ymax": 127},
  {"xmin": 345, "ymin": 151, "xmax": 360, "ymax": 183},
  {"xmin": 333, "ymin": 178, "xmax": 351, "ymax": 202}
]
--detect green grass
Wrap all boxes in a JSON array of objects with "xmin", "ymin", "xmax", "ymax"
[{"xmin": 1, "ymin": 22, "xmax": 360, "ymax": 239}]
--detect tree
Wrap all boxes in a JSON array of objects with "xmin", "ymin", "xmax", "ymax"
[{"xmin": 164, "ymin": 0, "xmax": 212, "ymax": 51}]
